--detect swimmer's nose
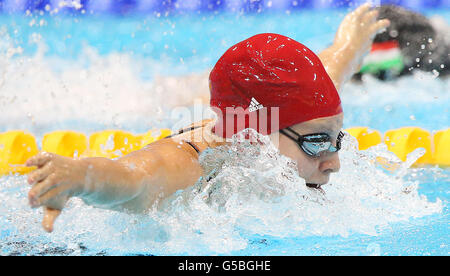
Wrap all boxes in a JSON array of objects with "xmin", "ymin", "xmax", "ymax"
[{"xmin": 319, "ymin": 153, "xmax": 340, "ymax": 175}]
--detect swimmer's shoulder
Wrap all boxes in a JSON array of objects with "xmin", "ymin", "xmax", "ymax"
[
  {"xmin": 164, "ymin": 119, "xmax": 227, "ymax": 154},
  {"xmin": 143, "ymin": 136, "xmax": 201, "ymax": 160}
]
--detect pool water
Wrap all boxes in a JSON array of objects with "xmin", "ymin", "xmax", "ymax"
[{"xmin": 0, "ymin": 8, "xmax": 449, "ymax": 255}]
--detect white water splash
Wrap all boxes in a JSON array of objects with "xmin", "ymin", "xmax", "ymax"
[
  {"xmin": 0, "ymin": 28, "xmax": 446, "ymax": 256},
  {"xmin": 342, "ymin": 72, "xmax": 450, "ymax": 106},
  {"xmin": 0, "ymin": 40, "xmax": 210, "ymax": 135},
  {"xmin": 0, "ymin": 129, "xmax": 442, "ymax": 255}
]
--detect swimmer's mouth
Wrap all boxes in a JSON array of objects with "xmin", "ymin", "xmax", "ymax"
[
  {"xmin": 306, "ymin": 183, "xmax": 325, "ymax": 193},
  {"xmin": 306, "ymin": 183, "xmax": 323, "ymax": 190}
]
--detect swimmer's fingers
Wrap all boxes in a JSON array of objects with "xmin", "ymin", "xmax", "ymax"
[
  {"xmin": 36, "ymin": 186, "xmax": 69, "ymax": 208},
  {"xmin": 370, "ymin": 19, "xmax": 390, "ymax": 35},
  {"xmin": 40, "ymin": 189, "xmax": 68, "ymax": 233},
  {"xmin": 26, "ymin": 152, "xmax": 54, "ymax": 168},
  {"xmin": 352, "ymin": 2, "xmax": 372, "ymax": 22},
  {"xmin": 28, "ymin": 174, "xmax": 59, "ymax": 207},
  {"xmin": 362, "ymin": 9, "xmax": 379, "ymax": 26},
  {"xmin": 27, "ymin": 162, "xmax": 52, "ymax": 185},
  {"xmin": 42, "ymin": 207, "xmax": 62, "ymax": 233}
]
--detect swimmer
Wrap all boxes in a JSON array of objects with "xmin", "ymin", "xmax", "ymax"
[
  {"xmin": 25, "ymin": 3, "xmax": 390, "ymax": 233},
  {"xmin": 354, "ymin": 5, "xmax": 450, "ymax": 80}
]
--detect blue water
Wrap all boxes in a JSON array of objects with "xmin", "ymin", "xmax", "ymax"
[
  {"xmin": 0, "ymin": 0, "xmax": 448, "ymax": 15},
  {"xmin": 2, "ymin": 11, "xmax": 347, "ymax": 72},
  {"xmin": 3, "ymin": 9, "xmax": 449, "ymax": 63},
  {"xmin": 0, "ymin": 8, "xmax": 449, "ymax": 255},
  {"xmin": 2, "ymin": 9, "xmax": 449, "ymax": 132}
]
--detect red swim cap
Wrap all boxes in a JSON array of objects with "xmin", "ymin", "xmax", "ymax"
[{"xmin": 209, "ymin": 33, "xmax": 342, "ymax": 138}]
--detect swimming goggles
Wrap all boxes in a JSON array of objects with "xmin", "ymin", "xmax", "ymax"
[{"xmin": 279, "ymin": 127, "xmax": 344, "ymax": 157}]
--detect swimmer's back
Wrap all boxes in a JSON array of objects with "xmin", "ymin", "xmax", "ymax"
[
  {"xmin": 159, "ymin": 119, "xmax": 226, "ymax": 155},
  {"xmin": 140, "ymin": 119, "xmax": 226, "ymax": 162},
  {"xmin": 120, "ymin": 120, "xmax": 225, "ymax": 199}
]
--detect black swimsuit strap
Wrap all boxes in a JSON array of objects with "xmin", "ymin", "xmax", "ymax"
[
  {"xmin": 184, "ymin": 141, "xmax": 200, "ymax": 154},
  {"xmin": 165, "ymin": 125, "xmax": 203, "ymax": 154},
  {"xmin": 164, "ymin": 125, "xmax": 203, "ymax": 139}
]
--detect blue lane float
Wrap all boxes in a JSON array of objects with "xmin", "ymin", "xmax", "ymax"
[{"xmin": 0, "ymin": 0, "xmax": 449, "ymax": 15}]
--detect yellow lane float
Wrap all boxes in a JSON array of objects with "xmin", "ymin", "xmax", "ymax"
[
  {"xmin": 87, "ymin": 130, "xmax": 141, "ymax": 158},
  {"xmin": 433, "ymin": 129, "xmax": 450, "ymax": 166},
  {"xmin": 137, "ymin": 128, "xmax": 172, "ymax": 148},
  {"xmin": 346, "ymin": 127, "xmax": 399, "ymax": 171},
  {"xmin": 384, "ymin": 127, "xmax": 433, "ymax": 165},
  {"xmin": 346, "ymin": 127, "xmax": 382, "ymax": 150},
  {"xmin": 0, "ymin": 131, "xmax": 39, "ymax": 175},
  {"xmin": 0, "ymin": 126, "xmax": 448, "ymax": 175},
  {"xmin": 42, "ymin": 131, "xmax": 87, "ymax": 158}
]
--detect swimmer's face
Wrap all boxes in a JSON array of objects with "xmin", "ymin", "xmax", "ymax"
[{"xmin": 274, "ymin": 113, "xmax": 344, "ymax": 187}]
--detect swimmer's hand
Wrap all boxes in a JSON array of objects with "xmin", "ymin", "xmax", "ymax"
[
  {"xmin": 26, "ymin": 152, "xmax": 86, "ymax": 232},
  {"xmin": 334, "ymin": 3, "xmax": 390, "ymax": 62},
  {"xmin": 25, "ymin": 141, "xmax": 204, "ymax": 233},
  {"xmin": 319, "ymin": 3, "xmax": 390, "ymax": 90}
]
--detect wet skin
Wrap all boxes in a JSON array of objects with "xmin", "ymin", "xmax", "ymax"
[
  {"xmin": 24, "ymin": 3, "xmax": 389, "ymax": 232},
  {"xmin": 273, "ymin": 113, "xmax": 344, "ymax": 187}
]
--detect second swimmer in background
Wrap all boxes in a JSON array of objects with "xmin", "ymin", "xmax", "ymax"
[
  {"xmin": 25, "ymin": 4, "xmax": 390, "ymax": 233},
  {"xmin": 354, "ymin": 4, "xmax": 450, "ymax": 80}
]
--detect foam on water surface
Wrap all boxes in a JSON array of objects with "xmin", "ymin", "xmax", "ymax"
[
  {"xmin": 0, "ymin": 37, "xmax": 211, "ymax": 136},
  {"xmin": 0, "ymin": 41, "xmax": 449, "ymax": 136},
  {"xmin": 0, "ymin": 11, "xmax": 449, "ymax": 255},
  {"xmin": 0, "ymin": 130, "xmax": 445, "ymax": 255}
]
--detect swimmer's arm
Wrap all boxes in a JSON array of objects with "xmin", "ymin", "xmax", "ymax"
[
  {"xmin": 26, "ymin": 154, "xmax": 154, "ymax": 212},
  {"xmin": 26, "ymin": 140, "xmax": 203, "ymax": 232},
  {"xmin": 318, "ymin": 3, "xmax": 390, "ymax": 90},
  {"xmin": 72, "ymin": 141, "xmax": 203, "ymax": 211},
  {"xmin": 111, "ymin": 140, "xmax": 204, "ymax": 211}
]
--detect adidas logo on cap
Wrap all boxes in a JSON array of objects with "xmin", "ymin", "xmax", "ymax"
[{"xmin": 248, "ymin": 97, "xmax": 264, "ymax": 112}]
